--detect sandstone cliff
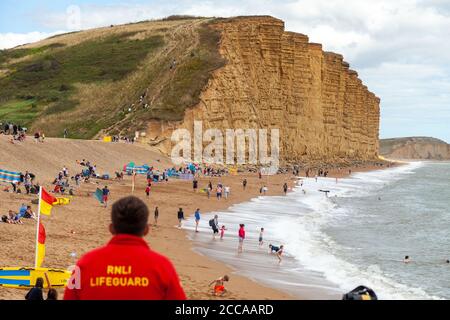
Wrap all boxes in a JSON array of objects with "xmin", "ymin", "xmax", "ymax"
[
  {"xmin": 380, "ymin": 137, "xmax": 450, "ymax": 160},
  {"xmin": 0, "ymin": 16, "xmax": 380, "ymax": 164},
  {"xmin": 147, "ymin": 16, "xmax": 380, "ymax": 164}
]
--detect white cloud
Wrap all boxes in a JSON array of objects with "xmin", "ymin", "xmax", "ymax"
[{"xmin": 0, "ymin": 31, "xmax": 64, "ymax": 50}]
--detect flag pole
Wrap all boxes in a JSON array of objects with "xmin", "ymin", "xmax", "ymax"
[{"xmin": 34, "ymin": 186, "xmax": 42, "ymax": 268}]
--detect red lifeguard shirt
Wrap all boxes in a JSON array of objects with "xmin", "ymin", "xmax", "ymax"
[{"xmin": 63, "ymin": 234, "xmax": 186, "ymax": 300}]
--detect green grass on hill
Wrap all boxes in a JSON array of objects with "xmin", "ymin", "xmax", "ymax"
[
  {"xmin": 0, "ymin": 32, "xmax": 164, "ymax": 125},
  {"xmin": 0, "ymin": 99, "xmax": 39, "ymax": 126},
  {"xmin": 149, "ymin": 24, "xmax": 225, "ymax": 121},
  {"xmin": 0, "ymin": 20, "xmax": 226, "ymax": 139},
  {"xmin": 0, "ymin": 43, "xmax": 65, "ymax": 65}
]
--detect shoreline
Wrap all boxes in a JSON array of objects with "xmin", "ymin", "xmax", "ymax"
[
  {"xmin": 173, "ymin": 162, "xmax": 401, "ymax": 300},
  {"xmin": 0, "ymin": 135, "xmax": 400, "ymax": 300}
]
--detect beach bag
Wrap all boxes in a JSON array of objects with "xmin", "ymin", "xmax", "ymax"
[{"xmin": 209, "ymin": 219, "xmax": 214, "ymax": 227}]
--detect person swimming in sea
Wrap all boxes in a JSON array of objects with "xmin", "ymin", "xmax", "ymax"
[{"xmin": 403, "ymin": 255, "xmax": 411, "ymax": 263}]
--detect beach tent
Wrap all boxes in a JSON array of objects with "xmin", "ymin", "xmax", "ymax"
[
  {"xmin": 123, "ymin": 162, "xmax": 150, "ymax": 175},
  {"xmin": 179, "ymin": 173, "xmax": 194, "ymax": 180},
  {"xmin": 167, "ymin": 169, "xmax": 178, "ymax": 177},
  {"xmin": 103, "ymin": 136, "xmax": 112, "ymax": 142},
  {"xmin": 0, "ymin": 168, "xmax": 21, "ymax": 184}
]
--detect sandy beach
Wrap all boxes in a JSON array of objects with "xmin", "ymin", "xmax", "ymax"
[{"xmin": 0, "ymin": 136, "xmax": 390, "ymax": 300}]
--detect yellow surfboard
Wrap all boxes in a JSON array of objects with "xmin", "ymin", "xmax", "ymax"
[{"xmin": 0, "ymin": 267, "xmax": 71, "ymax": 289}]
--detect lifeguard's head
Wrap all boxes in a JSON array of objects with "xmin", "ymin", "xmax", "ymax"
[{"xmin": 110, "ymin": 196, "xmax": 149, "ymax": 237}]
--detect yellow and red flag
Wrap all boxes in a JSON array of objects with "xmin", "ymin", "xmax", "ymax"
[
  {"xmin": 36, "ymin": 222, "xmax": 46, "ymax": 268},
  {"xmin": 40, "ymin": 187, "xmax": 57, "ymax": 215}
]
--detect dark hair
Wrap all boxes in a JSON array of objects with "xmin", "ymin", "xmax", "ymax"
[
  {"xmin": 35, "ymin": 277, "xmax": 44, "ymax": 288},
  {"xmin": 111, "ymin": 196, "xmax": 149, "ymax": 236},
  {"xmin": 47, "ymin": 288, "xmax": 58, "ymax": 300}
]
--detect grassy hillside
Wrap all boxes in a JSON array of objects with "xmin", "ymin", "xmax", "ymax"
[{"xmin": 0, "ymin": 17, "xmax": 225, "ymax": 138}]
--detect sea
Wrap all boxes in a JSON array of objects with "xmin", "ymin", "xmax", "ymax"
[{"xmin": 183, "ymin": 162, "xmax": 450, "ymax": 300}]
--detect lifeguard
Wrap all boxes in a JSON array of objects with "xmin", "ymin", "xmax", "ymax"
[{"xmin": 64, "ymin": 196, "xmax": 186, "ymax": 300}]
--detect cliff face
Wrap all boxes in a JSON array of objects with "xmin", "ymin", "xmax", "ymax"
[
  {"xmin": 146, "ymin": 16, "xmax": 380, "ymax": 163},
  {"xmin": 380, "ymin": 137, "xmax": 450, "ymax": 160}
]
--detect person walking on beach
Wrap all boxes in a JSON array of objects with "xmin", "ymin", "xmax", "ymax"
[
  {"xmin": 102, "ymin": 186, "xmax": 110, "ymax": 208},
  {"xmin": 154, "ymin": 206, "xmax": 159, "ymax": 226},
  {"xmin": 64, "ymin": 196, "xmax": 186, "ymax": 300},
  {"xmin": 242, "ymin": 179, "xmax": 247, "ymax": 190},
  {"xmin": 216, "ymin": 185, "xmax": 222, "ymax": 200},
  {"xmin": 193, "ymin": 178, "xmax": 198, "ymax": 192},
  {"xmin": 220, "ymin": 225, "xmax": 226, "ymax": 240},
  {"xmin": 258, "ymin": 227, "xmax": 264, "ymax": 247},
  {"xmin": 194, "ymin": 208, "xmax": 201, "ymax": 233},
  {"xmin": 261, "ymin": 185, "xmax": 268, "ymax": 195},
  {"xmin": 283, "ymin": 183, "xmax": 288, "ymax": 195},
  {"xmin": 224, "ymin": 186, "xmax": 230, "ymax": 199},
  {"xmin": 209, "ymin": 215, "xmax": 219, "ymax": 238},
  {"xmin": 177, "ymin": 208, "xmax": 184, "ymax": 228},
  {"xmin": 206, "ymin": 184, "xmax": 211, "ymax": 199},
  {"xmin": 145, "ymin": 183, "xmax": 151, "ymax": 198},
  {"xmin": 238, "ymin": 224, "xmax": 246, "ymax": 253}
]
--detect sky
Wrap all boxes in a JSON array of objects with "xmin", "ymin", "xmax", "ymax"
[{"xmin": 1, "ymin": 0, "xmax": 449, "ymax": 142}]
